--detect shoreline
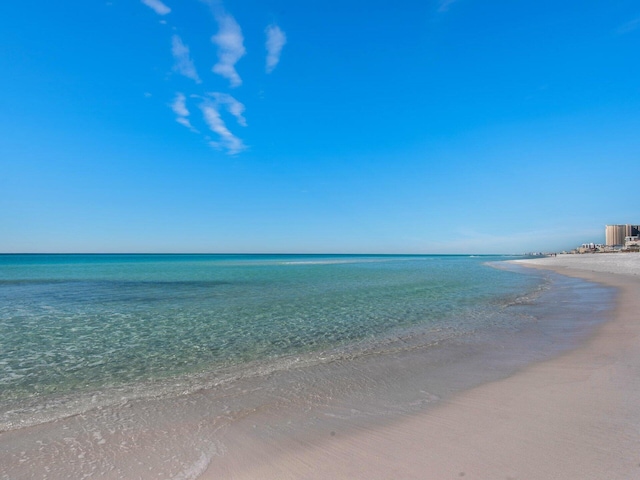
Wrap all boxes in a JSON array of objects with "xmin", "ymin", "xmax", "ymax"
[{"xmin": 202, "ymin": 255, "xmax": 640, "ymax": 479}]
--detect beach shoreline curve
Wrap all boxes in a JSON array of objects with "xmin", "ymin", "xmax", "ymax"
[{"xmin": 201, "ymin": 254, "xmax": 640, "ymax": 479}]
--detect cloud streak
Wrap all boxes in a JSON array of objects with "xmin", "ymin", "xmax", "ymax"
[
  {"xmin": 171, "ymin": 35, "xmax": 201, "ymax": 83},
  {"xmin": 265, "ymin": 25, "xmax": 286, "ymax": 73},
  {"xmin": 198, "ymin": 93, "xmax": 247, "ymax": 154},
  {"xmin": 209, "ymin": 92, "xmax": 246, "ymax": 126},
  {"xmin": 171, "ymin": 92, "xmax": 197, "ymax": 131},
  {"xmin": 211, "ymin": 13, "xmax": 246, "ymax": 87},
  {"xmin": 141, "ymin": 0, "xmax": 171, "ymax": 16},
  {"xmin": 201, "ymin": 104, "xmax": 246, "ymax": 154},
  {"xmin": 171, "ymin": 92, "xmax": 189, "ymax": 117}
]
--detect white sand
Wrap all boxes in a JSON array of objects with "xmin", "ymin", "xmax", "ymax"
[
  {"xmin": 202, "ymin": 254, "xmax": 640, "ymax": 479},
  {"xmin": 518, "ymin": 252, "xmax": 640, "ymax": 276}
]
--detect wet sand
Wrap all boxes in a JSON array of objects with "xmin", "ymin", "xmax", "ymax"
[{"xmin": 203, "ymin": 254, "xmax": 640, "ymax": 479}]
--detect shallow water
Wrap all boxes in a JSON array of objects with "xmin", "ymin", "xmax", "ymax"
[
  {"xmin": 0, "ymin": 254, "xmax": 540, "ymax": 429},
  {"xmin": 0, "ymin": 255, "xmax": 616, "ymax": 478}
]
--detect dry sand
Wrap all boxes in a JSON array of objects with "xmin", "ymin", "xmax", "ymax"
[{"xmin": 203, "ymin": 254, "xmax": 640, "ymax": 479}]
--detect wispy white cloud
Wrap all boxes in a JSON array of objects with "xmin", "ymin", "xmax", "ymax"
[
  {"xmin": 141, "ymin": 0, "xmax": 171, "ymax": 16},
  {"xmin": 617, "ymin": 17, "xmax": 640, "ymax": 35},
  {"xmin": 208, "ymin": 92, "xmax": 246, "ymax": 126},
  {"xmin": 171, "ymin": 35, "xmax": 201, "ymax": 83},
  {"xmin": 176, "ymin": 117, "xmax": 195, "ymax": 129},
  {"xmin": 171, "ymin": 92, "xmax": 246, "ymax": 152},
  {"xmin": 172, "ymin": 92, "xmax": 190, "ymax": 117},
  {"xmin": 211, "ymin": 13, "xmax": 246, "ymax": 87},
  {"xmin": 265, "ymin": 24, "xmax": 286, "ymax": 73},
  {"xmin": 438, "ymin": 0, "xmax": 457, "ymax": 13},
  {"xmin": 171, "ymin": 92, "xmax": 198, "ymax": 132},
  {"xmin": 201, "ymin": 103, "xmax": 246, "ymax": 154}
]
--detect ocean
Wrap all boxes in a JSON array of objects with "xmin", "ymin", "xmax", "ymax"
[{"xmin": 0, "ymin": 254, "xmax": 616, "ymax": 477}]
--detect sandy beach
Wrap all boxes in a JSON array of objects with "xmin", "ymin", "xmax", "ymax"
[
  {"xmin": 2, "ymin": 254, "xmax": 638, "ymax": 479},
  {"xmin": 202, "ymin": 254, "xmax": 640, "ymax": 479}
]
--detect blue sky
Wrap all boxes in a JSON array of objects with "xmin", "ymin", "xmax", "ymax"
[{"xmin": 1, "ymin": 0, "xmax": 639, "ymax": 253}]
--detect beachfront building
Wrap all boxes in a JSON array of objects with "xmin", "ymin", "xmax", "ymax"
[
  {"xmin": 624, "ymin": 236, "xmax": 640, "ymax": 251},
  {"xmin": 605, "ymin": 225, "xmax": 625, "ymax": 246},
  {"xmin": 576, "ymin": 243, "xmax": 607, "ymax": 253},
  {"xmin": 605, "ymin": 224, "xmax": 639, "ymax": 247},
  {"xmin": 578, "ymin": 243, "xmax": 597, "ymax": 253}
]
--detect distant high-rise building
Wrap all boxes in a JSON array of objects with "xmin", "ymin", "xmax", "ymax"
[
  {"xmin": 624, "ymin": 224, "xmax": 639, "ymax": 237},
  {"xmin": 605, "ymin": 224, "xmax": 639, "ymax": 246}
]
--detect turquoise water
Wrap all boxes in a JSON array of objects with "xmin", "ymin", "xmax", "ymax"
[{"xmin": 0, "ymin": 254, "xmax": 543, "ymax": 429}]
